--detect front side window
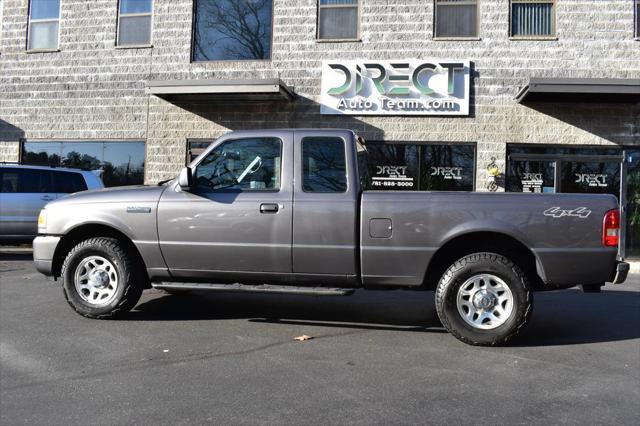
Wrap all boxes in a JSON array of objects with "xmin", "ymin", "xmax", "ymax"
[
  {"xmin": 117, "ymin": 0, "xmax": 153, "ymax": 46},
  {"xmin": 317, "ymin": 0, "xmax": 359, "ymax": 40},
  {"xmin": 302, "ymin": 137, "xmax": 347, "ymax": 193},
  {"xmin": 193, "ymin": 138, "xmax": 282, "ymax": 192},
  {"xmin": 27, "ymin": 0, "xmax": 60, "ymax": 50},
  {"xmin": 435, "ymin": 0, "xmax": 478, "ymax": 38},
  {"xmin": 510, "ymin": 0, "xmax": 555, "ymax": 38},
  {"xmin": 21, "ymin": 141, "xmax": 146, "ymax": 187},
  {"xmin": 192, "ymin": 0, "xmax": 273, "ymax": 61}
]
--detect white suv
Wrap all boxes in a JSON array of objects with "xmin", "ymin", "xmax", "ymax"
[{"xmin": 0, "ymin": 164, "xmax": 104, "ymax": 243}]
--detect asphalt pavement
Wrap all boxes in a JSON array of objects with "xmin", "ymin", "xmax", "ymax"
[{"xmin": 1, "ymin": 252, "xmax": 639, "ymax": 425}]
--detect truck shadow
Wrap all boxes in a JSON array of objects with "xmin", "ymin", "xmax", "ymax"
[{"xmin": 130, "ymin": 287, "xmax": 640, "ymax": 346}]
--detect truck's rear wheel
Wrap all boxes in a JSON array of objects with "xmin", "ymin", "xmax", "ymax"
[
  {"xmin": 435, "ymin": 252, "xmax": 533, "ymax": 346},
  {"xmin": 61, "ymin": 237, "xmax": 144, "ymax": 319}
]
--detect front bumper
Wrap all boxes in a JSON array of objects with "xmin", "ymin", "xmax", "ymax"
[
  {"xmin": 611, "ymin": 262, "xmax": 629, "ymax": 285},
  {"xmin": 33, "ymin": 235, "xmax": 61, "ymax": 276}
]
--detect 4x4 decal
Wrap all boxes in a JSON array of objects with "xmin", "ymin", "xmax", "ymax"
[{"xmin": 543, "ymin": 207, "xmax": 592, "ymax": 219}]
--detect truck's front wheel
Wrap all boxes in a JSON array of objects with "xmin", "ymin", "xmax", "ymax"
[
  {"xmin": 435, "ymin": 252, "xmax": 533, "ymax": 346},
  {"xmin": 61, "ymin": 237, "xmax": 144, "ymax": 319}
]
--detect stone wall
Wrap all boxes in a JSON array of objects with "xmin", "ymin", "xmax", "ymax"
[{"xmin": 1, "ymin": 0, "xmax": 639, "ymax": 188}]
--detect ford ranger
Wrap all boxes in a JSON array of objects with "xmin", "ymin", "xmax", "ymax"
[{"xmin": 32, "ymin": 129, "xmax": 629, "ymax": 346}]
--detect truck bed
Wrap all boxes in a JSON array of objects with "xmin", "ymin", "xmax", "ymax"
[{"xmin": 360, "ymin": 191, "xmax": 619, "ymax": 288}]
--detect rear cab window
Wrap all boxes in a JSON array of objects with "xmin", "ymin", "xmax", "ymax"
[{"xmin": 301, "ymin": 137, "xmax": 348, "ymax": 193}]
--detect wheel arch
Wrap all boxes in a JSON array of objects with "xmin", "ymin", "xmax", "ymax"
[
  {"xmin": 423, "ymin": 231, "xmax": 545, "ymax": 290},
  {"xmin": 52, "ymin": 223, "xmax": 149, "ymax": 285}
]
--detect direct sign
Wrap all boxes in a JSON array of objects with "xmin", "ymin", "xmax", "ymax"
[{"xmin": 320, "ymin": 59, "xmax": 471, "ymax": 116}]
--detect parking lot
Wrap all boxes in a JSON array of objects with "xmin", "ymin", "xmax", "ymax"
[{"xmin": 1, "ymin": 251, "xmax": 639, "ymax": 425}]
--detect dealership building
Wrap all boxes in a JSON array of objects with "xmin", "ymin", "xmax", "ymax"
[{"xmin": 1, "ymin": 0, "xmax": 639, "ymax": 249}]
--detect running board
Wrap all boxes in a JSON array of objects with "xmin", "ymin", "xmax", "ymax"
[{"xmin": 152, "ymin": 282, "xmax": 355, "ymax": 296}]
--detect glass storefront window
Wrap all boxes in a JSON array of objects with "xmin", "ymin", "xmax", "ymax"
[
  {"xmin": 21, "ymin": 141, "xmax": 145, "ymax": 187},
  {"xmin": 507, "ymin": 160, "xmax": 556, "ymax": 193},
  {"xmin": 366, "ymin": 143, "xmax": 419, "ymax": 190},
  {"xmin": 421, "ymin": 144, "xmax": 475, "ymax": 191},
  {"xmin": 365, "ymin": 142, "xmax": 475, "ymax": 191},
  {"xmin": 561, "ymin": 161, "xmax": 620, "ymax": 195}
]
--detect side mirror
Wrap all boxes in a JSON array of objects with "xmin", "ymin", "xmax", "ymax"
[{"xmin": 178, "ymin": 167, "xmax": 193, "ymax": 191}]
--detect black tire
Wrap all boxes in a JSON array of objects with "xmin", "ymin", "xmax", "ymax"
[
  {"xmin": 435, "ymin": 252, "xmax": 533, "ymax": 346},
  {"xmin": 61, "ymin": 237, "xmax": 145, "ymax": 319}
]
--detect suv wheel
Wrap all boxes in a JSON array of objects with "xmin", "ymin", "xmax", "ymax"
[
  {"xmin": 61, "ymin": 237, "xmax": 144, "ymax": 319},
  {"xmin": 435, "ymin": 252, "xmax": 533, "ymax": 346}
]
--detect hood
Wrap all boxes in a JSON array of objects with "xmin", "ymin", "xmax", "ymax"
[{"xmin": 46, "ymin": 185, "xmax": 167, "ymax": 207}]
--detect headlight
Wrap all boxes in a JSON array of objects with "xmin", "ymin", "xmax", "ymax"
[{"xmin": 37, "ymin": 210, "xmax": 47, "ymax": 232}]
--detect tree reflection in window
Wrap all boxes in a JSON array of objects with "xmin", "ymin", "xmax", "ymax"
[
  {"xmin": 21, "ymin": 141, "xmax": 145, "ymax": 187},
  {"xmin": 302, "ymin": 137, "xmax": 347, "ymax": 193},
  {"xmin": 193, "ymin": 0, "xmax": 273, "ymax": 61}
]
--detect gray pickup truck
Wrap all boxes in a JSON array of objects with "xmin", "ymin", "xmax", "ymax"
[{"xmin": 33, "ymin": 129, "xmax": 629, "ymax": 345}]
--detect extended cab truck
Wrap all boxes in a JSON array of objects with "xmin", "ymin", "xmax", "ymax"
[{"xmin": 33, "ymin": 130, "xmax": 629, "ymax": 346}]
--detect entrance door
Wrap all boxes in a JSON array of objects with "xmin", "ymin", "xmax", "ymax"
[
  {"xmin": 507, "ymin": 159, "xmax": 556, "ymax": 193},
  {"xmin": 158, "ymin": 132, "xmax": 294, "ymax": 282}
]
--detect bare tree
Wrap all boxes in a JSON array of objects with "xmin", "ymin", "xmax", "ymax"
[{"xmin": 194, "ymin": 0, "xmax": 272, "ymax": 60}]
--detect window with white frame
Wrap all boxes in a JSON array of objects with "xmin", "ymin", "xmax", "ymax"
[
  {"xmin": 317, "ymin": 0, "xmax": 359, "ymax": 40},
  {"xmin": 27, "ymin": 0, "xmax": 60, "ymax": 50},
  {"xmin": 117, "ymin": 0, "xmax": 153, "ymax": 46},
  {"xmin": 510, "ymin": 0, "xmax": 555, "ymax": 38},
  {"xmin": 434, "ymin": 0, "xmax": 478, "ymax": 38}
]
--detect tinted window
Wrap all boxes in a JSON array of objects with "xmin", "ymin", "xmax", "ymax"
[
  {"xmin": 507, "ymin": 160, "xmax": 556, "ymax": 193},
  {"xmin": 193, "ymin": 0, "xmax": 273, "ymax": 61},
  {"xmin": 21, "ymin": 141, "xmax": 145, "ymax": 187},
  {"xmin": 420, "ymin": 144, "xmax": 475, "ymax": 191},
  {"xmin": 366, "ymin": 143, "xmax": 419, "ymax": 190},
  {"xmin": 194, "ymin": 138, "xmax": 281, "ymax": 191},
  {"xmin": 561, "ymin": 161, "xmax": 620, "ymax": 195},
  {"xmin": 0, "ymin": 168, "xmax": 52, "ymax": 193},
  {"xmin": 302, "ymin": 137, "xmax": 347, "ymax": 193},
  {"xmin": 54, "ymin": 171, "xmax": 88, "ymax": 193}
]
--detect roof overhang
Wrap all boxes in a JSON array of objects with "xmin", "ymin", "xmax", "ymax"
[
  {"xmin": 516, "ymin": 78, "xmax": 640, "ymax": 103},
  {"xmin": 145, "ymin": 78, "xmax": 295, "ymax": 103}
]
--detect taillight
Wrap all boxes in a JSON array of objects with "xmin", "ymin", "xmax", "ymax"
[{"xmin": 603, "ymin": 209, "xmax": 620, "ymax": 247}]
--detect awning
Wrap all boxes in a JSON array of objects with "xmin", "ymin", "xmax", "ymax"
[
  {"xmin": 145, "ymin": 78, "xmax": 295, "ymax": 103},
  {"xmin": 516, "ymin": 78, "xmax": 640, "ymax": 103}
]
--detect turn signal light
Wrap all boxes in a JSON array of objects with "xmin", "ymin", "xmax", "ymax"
[{"xmin": 602, "ymin": 209, "xmax": 620, "ymax": 247}]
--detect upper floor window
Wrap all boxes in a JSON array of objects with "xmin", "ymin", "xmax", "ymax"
[
  {"xmin": 317, "ymin": 0, "xmax": 359, "ymax": 40},
  {"xmin": 27, "ymin": 0, "xmax": 60, "ymax": 51},
  {"xmin": 510, "ymin": 0, "xmax": 555, "ymax": 38},
  {"xmin": 192, "ymin": 0, "xmax": 273, "ymax": 61},
  {"xmin": 635, "ymin": 0, "xmax": 639, "ymax": 38},
  {"xmin": 434, "ymin": 0, "xmax": 479, "ymax": 38},
  {"xmin": 117, "ymin": 0, "xmax": 153, "ymax": 46}
]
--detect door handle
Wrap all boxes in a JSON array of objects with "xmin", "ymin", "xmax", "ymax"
[
  {"xmin": 260, "ymin": 203, "xmax": 279, "ymax": 213},
  {"xmin": 41, "ymin": 195, "xmax": 54, "ymax": 201}
]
